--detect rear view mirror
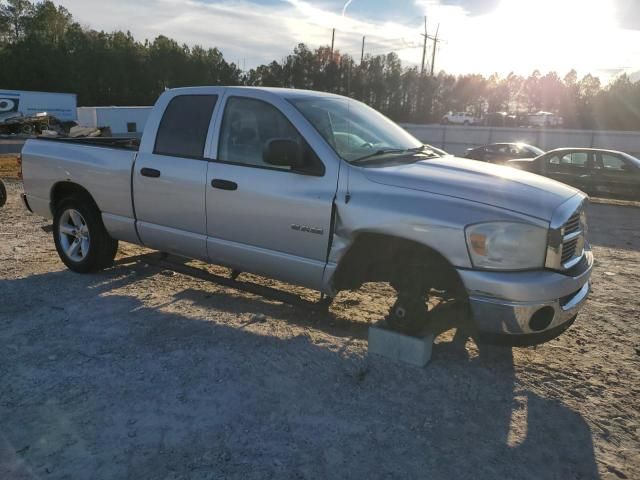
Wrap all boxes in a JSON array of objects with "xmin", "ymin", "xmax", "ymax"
[{"xmin": 263, "ymin": 138, "xmax": 303, "ymax": 169}]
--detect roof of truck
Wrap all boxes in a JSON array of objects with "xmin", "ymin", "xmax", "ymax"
[{"xmin": 168, "ymin": 85, "xmax": 344, "ymax": 100}]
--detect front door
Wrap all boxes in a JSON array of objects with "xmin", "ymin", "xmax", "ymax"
[
  {"xmin": 205, "ymin": 94, "xmax": 339, "ymax": 290},
  {"xmin": 594, "ymin": 152, "xmax": 640, "ymax": 198},
  {"xmin": 133, "ymin": 93, "xmax": 220, "ymax": 260}
]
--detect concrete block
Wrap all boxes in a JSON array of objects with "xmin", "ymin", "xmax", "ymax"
[{"xmin": 368, "ymin": 321, "xmax": 434, "ymax": 367}]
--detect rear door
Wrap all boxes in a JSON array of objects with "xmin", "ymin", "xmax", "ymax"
[
  {"xmin": 542, "ymin": 150, "xmax": 594, "ymax": 191},
  {"xmin": 204, "ymin": 91, "xmax": 339, "ymax": 290},
  {"xmin": 133, "ymin": 92, "xmax": 221, "ymax": 260}
]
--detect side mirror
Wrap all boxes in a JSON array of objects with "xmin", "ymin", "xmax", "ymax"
[{"xmin": 263, "ymin": 138, "xmax": 303, "ymax": 169}]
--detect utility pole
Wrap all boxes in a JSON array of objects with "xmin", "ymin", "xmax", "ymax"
[
  {"xmin": 420, "ymin": 16, "xmax": 428, "ymax": 75},
  {"xmin": 430, "ymin": 23, "xmax": 441, "ymax": 77},
  {"xmin": 331, "ymin": 28, "xmax": 335, "ymax": 56},
  {"xmin": 360, "ymin": 36, "xmax": 365, "ymax": 65}
]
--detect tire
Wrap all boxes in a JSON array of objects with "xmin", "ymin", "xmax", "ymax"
[
  {"xmin": 0, "ymin": 180, "xmax": 6, "ymax": 208},
  {"xmin": 53, "ymin": 195, "xmax": 118, "ymax": 273},
  {"xmin": 386, "ymin": 291, "xmax": 430, "ymax": 335},
  {"xmin": 386, "ymin": 256, "xmax": 432, "ymax": 335}
]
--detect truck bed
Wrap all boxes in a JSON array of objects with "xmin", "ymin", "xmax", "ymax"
[{"xmin": 21, "ymin": 136, "xmax": 139, "ymax": 226}]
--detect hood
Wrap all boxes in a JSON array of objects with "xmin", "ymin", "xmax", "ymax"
[{"xmin": 362, "ymin": 156, "xmax": 580, "ymax": 221}]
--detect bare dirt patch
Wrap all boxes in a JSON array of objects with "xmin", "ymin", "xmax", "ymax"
[{"xmin": 1, "ymin": 179, "xmax": 638, "ymax": 479}]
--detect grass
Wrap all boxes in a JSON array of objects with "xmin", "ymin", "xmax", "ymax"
[{"xmin": 0, "ymin": 155, "xmax": 20, "ymax": 178}]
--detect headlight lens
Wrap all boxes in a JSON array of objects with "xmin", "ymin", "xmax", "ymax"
[{"xmin": 465, "ymin": 222, "xmax": 548, "ymax": 270}]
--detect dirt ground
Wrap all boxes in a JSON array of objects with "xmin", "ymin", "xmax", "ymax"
[{"xmin": 0, "ymin": 177, "xmax": 639, "ymax": 480}]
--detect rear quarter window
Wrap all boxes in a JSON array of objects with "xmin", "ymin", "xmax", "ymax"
[{"xmin": 154, "ymin": 95, "xmax": 218, "ymax": 159}]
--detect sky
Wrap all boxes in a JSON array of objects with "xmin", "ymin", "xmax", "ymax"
[{"xmin": 56, "ymin": 0, "xmax": 640, "ymax": 82}]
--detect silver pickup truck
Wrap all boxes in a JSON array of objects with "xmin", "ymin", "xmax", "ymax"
[{"xmin": 21, "ymin": 86, "xmax": 593, "ymax": 344}]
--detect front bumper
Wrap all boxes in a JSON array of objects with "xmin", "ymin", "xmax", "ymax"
[{"xmin": 457, "ymin": 248, "xmax": 593, "ymax": 340}]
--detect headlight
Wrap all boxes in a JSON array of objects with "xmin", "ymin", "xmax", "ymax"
[{"xmin": 465, "ymin": 222, "xmax": 548, "ymax": 270}]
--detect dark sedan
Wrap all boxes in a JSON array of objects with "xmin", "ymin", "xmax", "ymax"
[
  {"xmin": 508, "ymin": 148, "xmax": 640, "ymax": 200},
  {"xmin": 465, "ymin": 143, "xmax": 544, "ymax": 164}
]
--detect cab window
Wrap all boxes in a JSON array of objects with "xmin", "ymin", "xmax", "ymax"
[
  {"xmin": 154, "ymin": 95, "xmax": 218, "ymax": 159},
  {"xmin": 218, "ymin": 97, "xmax": 321, "ymax": 173}
]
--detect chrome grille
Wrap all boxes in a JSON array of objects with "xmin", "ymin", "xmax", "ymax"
[
  {"xmin": 560, "ymin": 210, "xmax": 585, "ymax": 268},
  {"xmin": 563, "ymin": 212, "xmax": 581, "ymax": 235},
  {"xmin": 561, "ymin": 237, "xmax": 579, "ymax": 263},
  {"xmin": 545, "ymin": 197, "xmax": 588, "ymax": 271}
]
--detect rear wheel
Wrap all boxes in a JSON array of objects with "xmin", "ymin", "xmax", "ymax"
[{"xmin": 53, "ymin": 195, "xmax": 118, "ymax": 273}]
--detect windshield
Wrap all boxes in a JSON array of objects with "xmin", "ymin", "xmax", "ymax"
[
  {"xmin": 288, "ymin": 96, "xmax": 423, "ymax": 162},
  {"xmin": 523, "ymin": 144, "xmax": 545, "ymax": 156},
  {"xmin": 621, "ymin": 152, "xmax": 640, "ymax": 167}
]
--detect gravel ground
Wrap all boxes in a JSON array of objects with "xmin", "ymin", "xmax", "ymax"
[{"xmin": 1, "ymin": 178, "xmax": 639, "ymax": 480}]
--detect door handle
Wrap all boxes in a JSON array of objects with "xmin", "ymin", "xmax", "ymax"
[
  {"xmin": 211, "ymin": 179, "xmax": 238, "ymax": 191},
  {"xmin": 140, "ymin": 168, "xmax": 161, "ymax": 178}
]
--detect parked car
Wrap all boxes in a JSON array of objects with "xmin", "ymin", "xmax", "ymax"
[
  {"xmin": 508, "ymin": 148, "xmax": 640, "ymax": 199},
  {"xmin": 528, "ymin": 111, "xmax": 563, "ymax": 128},
  {"xmin": 20, "ymin": 86, "xmax": 592, "ymax": 344},
  {"xmin": 483, "ymin": 112, "xmax": 518, "ymax": 127},
  {"xmin": 465, "ymin": 143, "xmax": 545, "ymax": 163},
  {"xmin": 440, "ymin": 112, "xmax": 478, "ymax": 125}
]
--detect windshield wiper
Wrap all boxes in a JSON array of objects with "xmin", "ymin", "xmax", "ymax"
[
  {"xmin": 351, "ymin": 145, "xmax": 438, "ymax": 164},
  {"xmin": 351, "ymin": 148, "xmax": 412, "ymax": 164}
]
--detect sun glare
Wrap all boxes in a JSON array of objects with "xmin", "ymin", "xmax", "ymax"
[{"xmin": 424, "ymin": 0, "xmax": 625, "ymax": 78}]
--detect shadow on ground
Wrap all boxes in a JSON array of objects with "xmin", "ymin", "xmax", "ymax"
[
  {"xmin": 0, "ymin": 259, "xmax": 600, "ymax": 479},
  {"xmin": 588, "ymin": 203, "xmax": 640, "ymax": 251}
]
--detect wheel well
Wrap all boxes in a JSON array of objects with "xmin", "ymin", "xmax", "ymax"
[
  {"xmin": 50, "ymin": 182, "xmax": 98, "ymax": 214},
  {"xmin": 331, "ymin": 233, "xmax": 465, "ymax": 296}
]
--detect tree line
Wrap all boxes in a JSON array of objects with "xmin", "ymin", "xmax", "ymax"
[{"xmin": 1, "ymin": 0, "xmax": 639, "ymax": 130}]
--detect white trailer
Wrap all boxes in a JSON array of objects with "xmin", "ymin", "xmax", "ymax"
[
  {"xmin": 0, "ymin": 89, "xmax": 77, "ymax": 122},
  {"xmin": 77, "ymin": 106, "xmax": 152, "ymax": 136}
]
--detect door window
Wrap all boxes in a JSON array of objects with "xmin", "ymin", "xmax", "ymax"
[
  {"xmin": 154, "ymin": 95, "xmax": 218, "ymax": 159},
  {"xmin": 549, "ymin": 152, "xmax": 589, "ymax": 170},
  {"xmin": 599, "ymin": 153, "xmax": 628, "ymax": 171},
  {"xmin": 218, "ymin": 97, "xmax": 317, "ymax": 171}
]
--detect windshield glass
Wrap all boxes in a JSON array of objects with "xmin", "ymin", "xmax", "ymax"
[
  {"xmin": 522, "ymin": 144, "xmax": 545, "ymax": 156},
  {"xmin": 288, "ymin": 96, "xmax": 423, "ymax": 162},
  {"xmin": 621, "ymin": 152, "xmax": 640, "ymax": 166}
]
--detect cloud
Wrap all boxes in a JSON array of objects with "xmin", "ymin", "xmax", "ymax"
[
  {"xmin": 55, "ymin": 0, "xmax": 640, "ymax": 82},
  {"xmin": 615, "ymin": 0, "xmax": 640, "ymax": 30},
  {"xmin": 57, "ymin": 0, "xmax": 421, "ymax": 66},
  {"xmin": 438, "ymin": 0, "xmax": 499, "ymax": 15}
]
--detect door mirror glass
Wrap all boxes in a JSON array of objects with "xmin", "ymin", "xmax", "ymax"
[{"xmin": 263, "ymin": 138, "xmax": 302, "ymax": 169}]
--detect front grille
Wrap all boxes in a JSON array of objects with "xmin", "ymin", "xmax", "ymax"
[
  {"xmin": 561, "ymin": 238, "xmax": 578, "ymax": 263},
  {"xmin": 564, "ymin": 212, "xmax": 581, "ymax": 235},
  {"xmin": 560, "ymin": 209, "xmax": 585, "ymax": 268}
]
